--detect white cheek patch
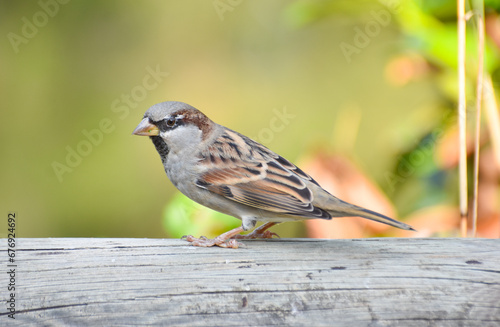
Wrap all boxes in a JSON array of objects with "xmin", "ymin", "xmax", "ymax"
[{"xmin": 161, "ymin": 125, "xmax": 189, "ymax": 142}]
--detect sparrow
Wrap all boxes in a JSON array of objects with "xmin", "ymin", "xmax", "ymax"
[{"xmin": 133, "ymin": 101, "xmax": 415, "ymax": 248}]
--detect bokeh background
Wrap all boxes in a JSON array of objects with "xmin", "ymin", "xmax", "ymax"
[{"xmin": 2, "ymin": 0, "xmax": 499, "ymax": 239}]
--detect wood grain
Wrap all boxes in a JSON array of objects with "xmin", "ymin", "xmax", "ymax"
[{"xmin": 1, "ymin": 238, "xmax": 499, "ymax": 326}]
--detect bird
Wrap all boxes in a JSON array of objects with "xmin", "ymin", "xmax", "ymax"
[{"xmin": 133, "ymin": 101, "xmax": 414, "ymax": 248}]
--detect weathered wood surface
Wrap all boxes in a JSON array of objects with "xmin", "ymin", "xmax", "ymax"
[{"xmin": 1, "ymin": 238, "xmax": 499, "ymax": 326}]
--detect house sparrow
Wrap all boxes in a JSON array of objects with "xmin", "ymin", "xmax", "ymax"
[{"xmin": 133, "ymin": 101, "xmax": 414, "ymax": 248}]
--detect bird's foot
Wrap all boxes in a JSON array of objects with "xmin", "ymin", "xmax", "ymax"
[
  {"xmin": 232, "ymin": 222, "xmax": 280, "ymax": 240},
  {"xmin": 182, "ymin": 235, "xmax": 242, "ymax": 248},
  {"xmin": 232, "ymin": 230, "xmax": 280, "ymax": 239},
  {"xmin": 181, "ymin": 226, "xmax": 245, "ymax": 249}
]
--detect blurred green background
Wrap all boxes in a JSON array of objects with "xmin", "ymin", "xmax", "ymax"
[{"xmin": 1, "ymin": 0, "xmax": 499, "ymax": 238}]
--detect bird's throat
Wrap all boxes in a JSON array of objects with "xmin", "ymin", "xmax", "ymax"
[{"xmin": 150, "ymin": 136, "xmax": 170, "ymax": 159}]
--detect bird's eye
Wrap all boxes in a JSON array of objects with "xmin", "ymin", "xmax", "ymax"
[{"xmin": 166, "ymin": 117, "xmax": 176, "ymax": 127}]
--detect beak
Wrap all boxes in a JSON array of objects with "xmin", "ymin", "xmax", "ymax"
[{"xmin": 132, "ymin": 118, "xmax": 160, "ymax": 136}]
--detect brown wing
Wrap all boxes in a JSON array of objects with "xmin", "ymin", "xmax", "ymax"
[{"xmin": 195, "ymin": 130, "xmax": 331, "ymax": 220}]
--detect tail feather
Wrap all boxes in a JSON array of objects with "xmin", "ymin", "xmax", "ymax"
[{"xmin": 329, "ymin": 201, "xmax": 415, "ymax": 231}]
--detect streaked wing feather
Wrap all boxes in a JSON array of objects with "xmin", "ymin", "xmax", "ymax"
[{"xmin": 195, "ymin": 130, "xmax": 331, "ymax": 220}]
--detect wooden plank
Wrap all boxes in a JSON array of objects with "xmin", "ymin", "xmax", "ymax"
[{"xmin": 1, "ymin": 238, "xmax": 499, "ymax": 326}]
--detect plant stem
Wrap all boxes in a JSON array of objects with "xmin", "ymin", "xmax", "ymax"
[{"xmin": 457, "ymin": 0, "xmax": 468, "ymax": 237}]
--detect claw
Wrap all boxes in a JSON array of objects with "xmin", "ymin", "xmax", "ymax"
[{"xmin": 262, "ymin": 230, "xmax": 280, "ymax": 239}]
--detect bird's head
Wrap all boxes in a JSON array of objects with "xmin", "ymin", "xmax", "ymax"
[{"xmin": 133, "ymin": 101, "xmax": 215, "ymax": 158}]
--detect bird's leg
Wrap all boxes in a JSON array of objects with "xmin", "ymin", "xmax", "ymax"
[
  {"xmin": 182, "ymin": 226, "xmax": 245, "ymax": 249},
  {"xmin": 232, "ymin": 222, "xmax": 280, "ymax": 239}
]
